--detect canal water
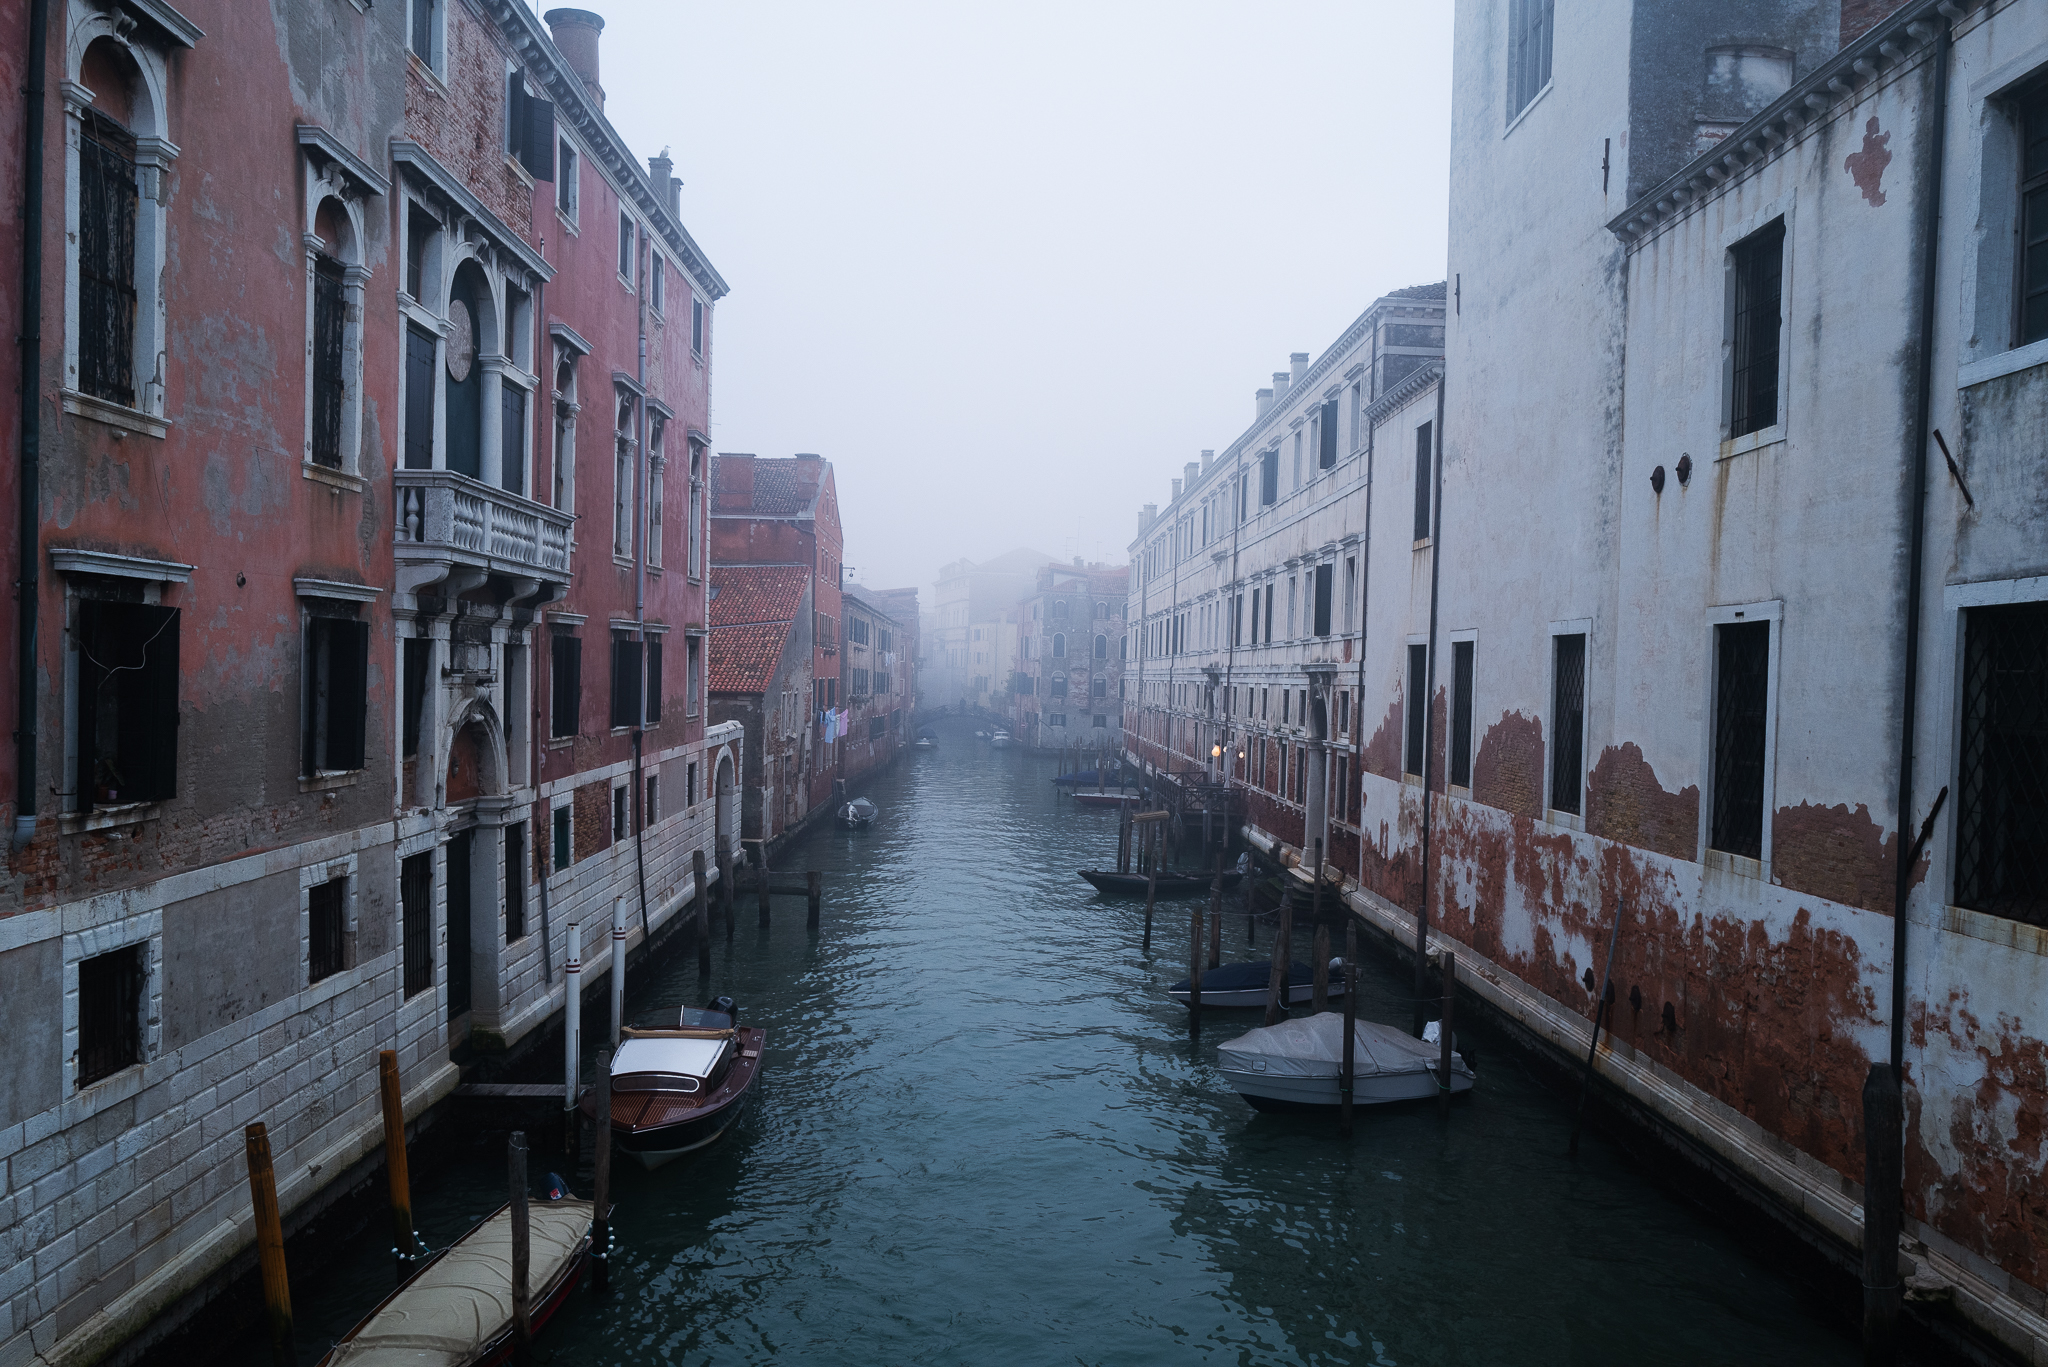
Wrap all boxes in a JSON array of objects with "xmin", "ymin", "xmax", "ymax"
[{"xmin": 250, "ymin": 716, "xmax": 1861, "ymax": 1365}]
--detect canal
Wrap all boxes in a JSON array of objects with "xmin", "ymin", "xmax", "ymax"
[{"xmin": 242, "ymin": 716, "xmax": 1862, "ymax": 1365}]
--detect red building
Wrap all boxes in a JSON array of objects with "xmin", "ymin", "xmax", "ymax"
[
  {"xmin": 0, "ymin": 3, "xmax": 733, "ymax": 1358},
  {"xmin": 707, "ymin": 564, "xmax": 816, "ymax": 850}
]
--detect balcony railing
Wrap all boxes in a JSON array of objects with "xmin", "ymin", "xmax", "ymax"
[{"xmin": 395, "ymin": 469, "xmax": 573, "ymax": 589}]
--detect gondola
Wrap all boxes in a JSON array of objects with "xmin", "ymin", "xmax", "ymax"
[
  {"xmin": 316, "ymin": 1197, "xmax": 592, "ymax": 1365},
  {"xmin": 1167, "ymin": 958, "xmax": 1346, "ymax": 1008},
  {"xmin": 586, "ymin": 1001, "xmax": 765, "ymax": 1169},
  {"xmin": 1078, "ymin": 868, "xmax": 1244, "ymax": 897},
  {"xmin": 837, "ymin": 796, "xmax": 878, "ymax": 828}
]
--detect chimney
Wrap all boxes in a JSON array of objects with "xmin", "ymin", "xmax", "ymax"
[
  {"xmin": 714, "ymin": 452, "xmax": 755, "ymax": 511},
  {"xmin": 1171, "ymin": 478, "xmax": 1182, "ymax": 500},
  {"xmin": 647, "ymin": 148, "xmax": 672, "ymax": 202},
  {"xmin": 1200, "ymin": 449, "xmax": 1214, "ymax": 474},
  {"xmin": 1256, "ymin": 387, "xmax": 1274, "ymax": 419},
  {"xmin": 1184, "ymin": 461, "xmax": 1199, "ymax": 490},
  {"xmin": 1290, "ymin": 352, "xmax": 1309, "ymax": 386},
  {"xmin": 1272, "ymin": 371, "xmax": 1291, "ymax": 399},
  {"xmin": 544, "ymin": 9, "xmax": 606, "ymax": 109},
  {"xmin": 1140, "ymin": 502, "xmax": 1157, "ymax": 534},
  {"xmin": 668, "ymin": 176, "xmax": 682, "ymax": 217}
]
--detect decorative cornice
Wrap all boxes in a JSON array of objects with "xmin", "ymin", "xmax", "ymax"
[
  {"xmin": 548, "ymin": 322, "xmax": 593, "ymax": 357},
  {"xmin": 120, "ymin": 0, "xmax": 202, "ymax": 49},
  {"xmin": 296, "ymin": 125, "xmax": 389, "ymax": 199},
  {"xmin": 293, "ymin": 577, "xmax": 384, "ymax": 602},
  {"xmin": 50, "ymin": 548, "xmax": 193, "ymax": 583},
  {"xmin": 611, "ymin": 370, "xmax": 646, "ymax": 397},
  {"xmin": 1363, "ymin": 359, "xmax": 1444, "ymax": 430},
  {"xmin": 1607, "ymin": 0, "xmax": 1961, "ymax": 247},
  {"xmin": 482, "ymin": 0, "xmax": 730, "ymax": 302},
  {"xmin": 390, "ymin": 141, "xmax": 553, "ymax": 281}
]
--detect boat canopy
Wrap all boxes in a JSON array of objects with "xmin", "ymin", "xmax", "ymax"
[
  {"xmin": 1217, "ymin": 1013, "xmax": 1465, "ymax": 1082},
  {"xmin": 613, "ymin": 1035, "xmax": 727, "ymax": 1083}
]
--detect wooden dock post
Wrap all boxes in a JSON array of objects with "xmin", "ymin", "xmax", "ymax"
[
  {"xmin": 719, "ymin": 845, "xmax": 735, "ymax": 942},
  {"xmin": 1340, "ymin": 920, "xmax": 1358, "ymax": 1138},
  {"xmin": 1246, "ymin": 850, "xmax": 1256, "ymax": 946},
  {"xmin": 1263, "ymin": 892, "xmax": 1294, "ymax": 1027},
  {"xmin": 807, "ymin": 870, "xmax": 822, "ymax": 929},
  {"xmin": 508, "ymin": 1131, "xmax": 532, "ymax": 1365},
  {"xmin": 1207, "ymin": 852, "xmax": 1223, "ymax": 971},
  {"xmin": 1141, "ymin": 823, "xmax": 1159, "ymax": 954},
  {"xmin": 562, "ymin": 924, "xmax": 581, "ymax": 1154},
  {"xmin": 377, "ymin": 1051, "xmax": 419, "ymax": 1281},
  {"xmin": 757, "ymin": 851, "xmax": 772, "ymax": 928},
  {"xmin": 693, "ymin": 851, "xmax": 711, "ymax": 974},
  {"xmin": 1438, "ymin": 951, "xmax": 1457, "ymax": 1120},
  {"xmin": 592, "ymin": 1048, "xmax": 613, "ymax": 1293},
  {"xmin": 609, "ymin": 898, "xmax": 626, "ymax": 1047},
  {"xmin": 1310, "ymin": 842, "xmax": 1330, "ymax": 1014},
  {"xmin": 242, "ymin": 1122, "xmax": 297, "ymax": 1367}
]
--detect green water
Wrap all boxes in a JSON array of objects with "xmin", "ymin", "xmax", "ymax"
[{"xmin": 257, "ymin": 717, "xmax": 1859, "ymax": 1365}]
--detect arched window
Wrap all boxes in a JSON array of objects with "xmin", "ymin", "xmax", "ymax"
[
  {"xmin": 1094, "ymin": 634, "xmax": 1107, "ymax": 659},
  {"xmin": 1052, "ymin": 633, "xmax": 1066, "ymax": 658},
  {"xmin": 614, "ymin": 391, "xmax": 636, "ymax": 557},
  {"xmin": 552, "ymin": 350, "xmax": 580, "ymax": 512},
  {"xmin": 1054, "ymin": 599, "xmax": 1068, "ymax": 618},
  {"xmin": 444, "ymin": 259, "xmax": 491, "ymax": 478},
  {"xmin": 1096, "ymin": 602, "xmax": 1108, "ymax": 619}
]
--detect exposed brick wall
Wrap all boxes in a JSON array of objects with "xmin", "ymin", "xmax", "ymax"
[
  {"xmin": 1841, "ymin": 0, "xmax": 1912, "ymax": 44},
  {"xmin": 403, "ymin": 14, "xmax": 535, "ymax": 245}
]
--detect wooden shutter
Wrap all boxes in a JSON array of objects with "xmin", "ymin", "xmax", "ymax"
[
  {"xmin": 404, "ymin": 324, "xmax": 436, "ymax": 470},
  {"xmin": 647, "ymin": 638, "xmax": 663, "ymax": 722},
  {"xmin": 523, "ymin": 95, "xmax": 555, "ymax": 181},
  {"xmin": 332, "ymin": 620, "xmax": 369, "ymax": 771}
]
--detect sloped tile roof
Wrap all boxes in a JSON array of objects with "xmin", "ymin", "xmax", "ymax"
[
  {"xmin": 709, "ymin": 621, "xmax": 794, "ymax": 695},
  {"xmin": 709, "ymin": 564, "xmax": 810, "ymax": 627},
  {"xmin": 747, "ymin": 461, "xmax": 806, "ymax": 515}
]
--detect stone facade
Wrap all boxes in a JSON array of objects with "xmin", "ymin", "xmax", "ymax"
[{"xmin": 1011, "ymin": 563, "xmax": 1129, "ymax": 750}]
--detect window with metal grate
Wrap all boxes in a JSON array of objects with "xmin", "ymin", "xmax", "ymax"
[
  {"xmin": 1710, "ymin": 621, "xmax": 1771, "ymax": 858},
  {"xmin": 1450, "ymin": 641, "xmax": 1475, "ymax": 788},
  {"xmin": 2018, "ymin": 85, "xmax": 2048, "ymax": 346},
  {"xmin": 77, "ymin": 945, "xmax": 143, "ymax": 1088},
  {"xmin": 504, "ymin": 822, "xmax": 525, "ymax": 942},
  {"xmin": 1405, "ymin": 643, "xmax": 1429, "ymax": 777},
  {"xmin": 79, "ymin": 111, "xmax": 138, "ymax": 407},
  {"xmin": 401, "ymin": 852, "xmax": 433, "ymax": 997},
  {"xmin": 1413, "ymin": 423, "xmax": 1433, "ymax": 540},
  {"xmin": 1955, "ymin": 603, "xmax": 2048, "ymax": 925},
  {"xmin": 309, "ymin": 877, "xmax": 346, "ymax": 983},
  {"xmin": 1550, "ymin": 634, "xmax": 1586, "ymax": 814},
  {"xmin": 311, "ymin": 257, "xmax": 346, "ymax": 466}
]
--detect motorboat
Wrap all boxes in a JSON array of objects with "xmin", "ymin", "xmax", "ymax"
[
  {"xmin": 592, "ymin": 1001, "xmax": 765, "ymax": 1169},
  {"xmin": 1051, "ymin": 767, "xmax": 1111, "ymax": 787},
  {"xmin": 837, "ymin": 796, "xmax": 878, "ymax": 828},
  {"xmin": 1167, "ymin": 958, "xmax": 1346, "ymax": 1008},
  {"xmin": 1069, "ymin": 788, "xmax": 1142, "ymax": 809},
  {"xmin": 1078, "ymin": 868, "xmax": 1243, "ymax": 897},
  {"xmin": 316, "ymin": 1197, "xmax": 591, "ymax": 1364},
  {"xmin": 1217, "ymin": 1012, "xmax": 1474, "ymax": 1112},
  {"xmin": 989, "ymin": 730, "xmax": 1013, "ymax": 748}
]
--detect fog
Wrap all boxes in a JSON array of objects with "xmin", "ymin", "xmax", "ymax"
[{"xmin": 578, "ymin": 1, "xmax": 1453, "ymax": 596}]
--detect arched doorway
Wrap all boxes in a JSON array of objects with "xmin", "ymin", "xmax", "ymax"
[{"xmin": 714, "ymin": 751, "xmax": 736, "ymax": 862}]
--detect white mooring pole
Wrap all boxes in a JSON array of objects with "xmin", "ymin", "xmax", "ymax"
[
  {"xmin": 563, "ymin": 923, "xmax": 581, "ymax": 1113},
  {"xmin": 610, "ymin": 897, "xmax": 627, "ymax": 1047}
]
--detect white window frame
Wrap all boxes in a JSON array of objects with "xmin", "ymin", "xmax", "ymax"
[
  {"xmin": 1544, "ymin": 618, "xmax": 1593, "ymax": 831},
  {"xmin": 66, "ymin": 919, "xmax": 162, "ymax": 1104},
  {"xmin": 299, "ymin": 136, "xmax": 382, "ymax": 484},
  {"xmin": 407, "ymin": 0, "xmax": 446, "ymax": 75},
  {"xmin": 555, "ymin": 135, "xmax": 580, "ymax": 227},
  {"xmin": 1718, "ymin": 198, "xmax": 1795, "ymax": 459},
  {"xmin": 1700, "ymin": 600, "xmax": 1783, "ymax": 878}
]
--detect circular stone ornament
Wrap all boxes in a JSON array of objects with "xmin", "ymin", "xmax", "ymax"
[{"xmin": 445, "ymin": 299, "xmax": 475, "ymax": 383}]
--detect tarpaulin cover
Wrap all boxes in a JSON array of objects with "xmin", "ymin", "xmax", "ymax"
[{"xmin": 1217, "ymin": 1013, "xmax": 1469, "ymax": 1082}]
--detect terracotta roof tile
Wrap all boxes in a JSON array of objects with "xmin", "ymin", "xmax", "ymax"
[
  {"xmin": 709, "ymin": 564, "xmax": 810, "ymax": 627},
  {"xmin": 709, "ymin": 621, "xmax": 794, "ymax": 694}
]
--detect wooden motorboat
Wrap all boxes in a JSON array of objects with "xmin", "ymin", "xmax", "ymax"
[
  {"xmin": 590, "ymin": 1004, "xmax": 765, "ymax": 1169},
  {"xmin": 1167, "ymin": 958, "xmax": 1346, "ymax": 1008},
  {"xmin": 1069, "ymin": 788, "xmax": 1142, "ymax": 809},
  {"xmin": 1078, "ymin": 868, "xmax": 1243, "ymax": 897},
  {"xmin": 1218, "ymin": 1012, "xmax": 1474, "ymax": 1112},
  {"xmin": 837, "ymin": 796, "xmax": 878, "ymax": 828},
  {"xmin": 317, "ymin": 1197, "xmax": 592, "ymax": 1365}
]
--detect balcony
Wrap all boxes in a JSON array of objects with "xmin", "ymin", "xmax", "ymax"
[{"xmin": 394, "ymin": 469, "xmax": 573, "ymax": 604}]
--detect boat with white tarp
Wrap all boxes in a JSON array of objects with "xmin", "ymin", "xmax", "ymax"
[{"xmin": 1217, "ymin": 1012, "xmax": 1474, "ymax": 1112}]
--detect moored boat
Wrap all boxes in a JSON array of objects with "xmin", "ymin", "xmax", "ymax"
[
  {"xmin": 1078, "ymin": 868, "xmax": 1243, "ymax": 897},
  {"xmin": 989, "ymin": 730, "xmax": 1013, "ymax": 748},
  {"xmin": 1051, "ymin": 767, "xmax": 1110, "ymax": 787},
  {"xmin": 1217, "ymin": 1012, "xmax": 1474, "ymax": 1112},
  {"xmin": 1168, "ymin": 958, "xmax": 1346, "ymax": 1008},
  {"xmin": 592, "ymin": 1003, "xmax": 765, "ymax": 1169},
  {"xmin": 316, "ymin": 1197, "xmax": 592, "ymax": 1365},
  {"xmin": 1070, "ymin": 788, "xmax": 1142, "ymax": 809},
  {"xmin": 837, "ymin": 796, "xmax": 878, "ymax": 828}
]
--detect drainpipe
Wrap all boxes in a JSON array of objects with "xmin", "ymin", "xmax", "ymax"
[
  {"xmin": 1355, "ymin": 390, "xmax": 1376, "ymax": 889},
  {"xmin": 630, "ymin": 229, "xmax": 649, "ymax": 941},
  {"xmin": 13, "ymin": 0, "xmax": 48, "ymax": 852},
  {"xmin": 533, "ymin": 255, "xmax": 551, "ymax": 982},
  {"xmin": 1412, "ymin": 371, "xmax": 1447, "ymax": 1038}
]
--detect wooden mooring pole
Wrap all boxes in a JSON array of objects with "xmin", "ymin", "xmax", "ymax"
[
  {"xmin": 1263, "ymin": 890, "xmax": 1294, "ymax": 1027},
  {"xmin": 377, "ymin": 1050, "xmax": 419, "ymax": 1281},
  {"xmin": 720, "ymin": 844, "xmax": 735, "ymax": 942},
  {"xmin": 1141, "ymin": 822, "xmax": 1159, "ymax": 954},
  {"xmin": 592, "ymin": 1047, "xmax": 613, "ymax": 1293},
  {"xmin": 1208, "ymin": 851, "xmax": 1222, "ymax": 971},
  {"xmin": 1340, "ymin": 920, "xmax": 1358, "ymax": 1138},
  {"xmin": 242, "ymin": 1122, "xmax": 297, "ymax": 1367},
  {"xmin": 1438, "ymin": 951, "xmax": 1457, "ymax": 1121},
  {"xmin": 1188, "ymin": 894, "xmax": 1204, "ymax": 1033},
  {"xmin": 1310, "ymin": 841, "xmax": 1329, "ymax": 1013},
  {"xmin": 757, "ymin": 850, "xmax": 772, "ymax": 928},
  {"xmin": 693, "ymin": 851, "xmax": 711, "ymax": 974},
  {"xmin": 509, "ymin": 1131, "xmax": 532, "ymax": 1365},
  {"xmin": 807, "ymin": 870, "xmax": 823, "ymax": 929}
]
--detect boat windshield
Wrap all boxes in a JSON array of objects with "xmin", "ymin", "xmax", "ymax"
[{"xmin": 681, "ymin": 1006, "xmax": 732, "ymax": 1029}]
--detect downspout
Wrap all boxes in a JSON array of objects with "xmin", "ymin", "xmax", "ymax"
[
  {"xmin": 1355, "ymin": 396, "xmax": 1375, "ymax": 889},
  {"xmin": 630, "ymin": 229, "xmax": 650, "ymax": 941},
  {"xmin": 1891, "ymin": 9, "xmax": 1949, "ymax": 1082},
  {"xmin": 533, "ymin": 254, "xmax": 552, "ymax": 981},
  {"xmin": 14, "ymin": 0, "xmax": 48, "ymax": 851},
  {"xmin": 1412, "ymin": 370, "xmax": 1447, "ymax": 1037}
]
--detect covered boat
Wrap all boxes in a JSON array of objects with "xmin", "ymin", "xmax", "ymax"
[
  {"xmin": 1217, "ymin": 1012, "xmax": 1474, "ymax": 1111},
  {"xmin": 989, "ymin": 730, "xmax": 1013, "ymax": 748},
  {"xmin": 317, "ymin": 1198, "xmax": 591, "ymax": 1365},
  {"xmin": 837, "ymin": 796, "xmax": 878, "ymax": 828},
  {"xmin": 1069, "ymin": 788, "xmax": 1142, "ymax": 809},
  {"xmin": 1168, "ymin": 958, "xmax": 1345, "ymax": 1008},
  {"xmin": 1078, "ymin": 868, "xmax": 1243, "ymax": 897},
  {"xmin": 592, "ymin": 1004, "xmax": 765, "ymax": 1169},
  {"xmin": 1051, "ymin": 767, "xmax": 1110, "ymax": 787}
]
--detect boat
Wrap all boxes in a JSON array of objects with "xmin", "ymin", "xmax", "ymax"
[
  {"xmin": 1078, "ymin": 868, "xmax": 1244, "ymax": 897},
  {"xmin": 316, "ymin": 1196, "xmax": 592, "ymax": 1365},
  {"xmin": 837, "ymin": 796, "xmax": 878, "ymax": 828},
  {"xmin": 1217, "ymin": 1012, "xmax": 1475, "ymax": 1112},
  {"xmin": 1051, "ymin": 768, "xmax": 1111, "ymax": 787},
  {"xmin": 1167, "ymin": 958, "xmax": 1346, "ymax": 1008},
  {"xmin": 1070, "ymin": 788, "xmax": 1142, "ymax": 809},
  {"xmin": 593, "ymin": 1001, "xmax": 766, "ymax": 1169},
  {"xmin": 989, "ymin": 730, "xmax": 1013, "ymax": 748},
  {"xmin": 914, "ymin": 735, "xmax": 935, "ymax": 749}
]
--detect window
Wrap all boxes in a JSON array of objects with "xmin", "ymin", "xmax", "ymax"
[
  {"xmin": 1313, "ymin": 563, "xmax": 1333, "ymax": 637},
  {"xmin": 1286, "ymin": 579, "xmax": 1297, "ymax": 638},
  {"xmin": 552, "ymin": 805, "xmax": 572, "ymax": 872},
  {"xmin": 303, "ymin": 613, "xmax": 369, "ymax": 775},
  {"xmin": 309, "ymin": 876, "xmax": 346, "ymax": 983},
  {"xmin": 556, "ymin": 139, "xmax": 578, "ymax": 220},
  {"xmin": 611, "ymin": 635, "xmax": 644, "ymax": 728},
  {"xmin": 1318, "ymin": 400, "xmax": 1338, "ymax": 469},
  {"xmin": 1259, "ymin": 450, "xmax": 1279, "ymax": 506},
  {"xmin": 310, "ymin": 255, "xmax": 346, "ymax": 467},
  {"xmin": 688, "ymin": 440, "xmax": 705, "ymax": 577},
  {"xmin": 1450, "ymin": 641, "xmax": 1475, "ymax": 788},
  {"xmin": 646, "ymin": 775, "xmax": 660, "ymax": 825},
  {"xmin": 78, "ymin": 108, "xmax": 138, "ymax": 407},
  {"xmin": 613, "ymin": 784, "xmax": 629, "ymax": 841},
  {"xmin": 401, "ymin": 851, "xmax": 433, "ymax": 997},
  {"xmin": 77, "ymin": 944, "xmax": 143, "ymax": 1088},
  {"xmin": 647, "ymin": 637, "xmax": 664, "ymax": 723},
  {"xmin": 1053, "ymin": 632, "xmax": 1066, "ymax": 658},
  {"xmin": 648, "ymin": 447, "xmax": 665, "ymax": 569},
  {"xmin": 1344, "ymin": 556, "xmax": 1358, "ymax": 632},
  {"xmin": 504, "ymin": 822, "xmax": 525, "ymax": 941},
  {"xmin": 687, "ymin": 760, "xmax": 699, "ymax": 806},
  {"xmin": 1954, "ymin": 603, "xmax": 2048, "ymax": 925},
  {"xmin": 409, "ymin": 0, "xmax": 439, "ymax": 65},
  {"xmin": 500, "ymin": 379, "xmax": 526, "ymax": 497},
  {"xmin": 1092, "ymin": 677, "xmax": 1107, "ymax": 698},
  {"xmin": 692, "ymin": 297, "xmax": 706, "ymax": 355},
  {"xmin": 1405, "ymin": 644, "xmax": 1428, "ymax": 777},
  {"xmin": 551, "ymin": 632, "xmax": 582, "ymax": 738},
  {"xmin": 651, "ymin": 254, "xmax": 665, "ymax": 313},
  {"xmin": 1292, "ymin": 431, "xmax": 1304, "ymax": 487},
  {"xmin": 1094, "ymin": 715, "xmax": 1108, "ymax": 729},
  {"xmin": 1551, "ymin": 634, "xmax": 1586, "ymax": 814},
  {"xmin": 1094, "ymin": 633, "xmax": 1107, "ymax": 659},
  {"xmin": 1729, "ymin": 220, "xmax": 1785, "ymax": 439},
  {"xmin": 2017, "ymin": 86, "xmax": 2048, "ymax": 345},
  {"xmin": 506, "ymin": 73, "xmax": 554, "ymax": 181},
  {"xmin": 402, "ymin": 637, "xmax": 428, "ymax": 760},
  {"xmin": 404, "ymin": 322, "xmax": 436, "ymax": 470},
  {"xmin": 1413, "ymin": 422, "xmax": 1434, "ymax": 540},
  {"xmin": 77, "ymin": 600, "xmax": 178, "ymax": 810},
  {"xmin": 1710, "ymin": 621, "xmax": 1771, "ymax": 858},
  {"xmin": 618, "ymin": 211, "xmax": 635, "ymax": 281},
  {"xmin": 687, "ymin": 635, "xmax": 702, "ymax": 715},
  {"xmin": 1050, "ymin": 713, "xmax": 1066, "ymax": 728},
  {"xmin": 1507, "ymin": 0, "xmax": 1553, "ymax": 120},
  {"xmin": 614, "ymin": 394, "xmax": 634, "ymax": 558}
]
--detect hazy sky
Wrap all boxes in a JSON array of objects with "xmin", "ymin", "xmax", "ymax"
[{"xmin": 576, "ymin": 1, "xmax": 1453, "ymax": 598}]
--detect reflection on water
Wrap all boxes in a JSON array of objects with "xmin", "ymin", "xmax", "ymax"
[{"xmin": 246, "ymin": 717, "xmax": 1856, "ymax": 1365}]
